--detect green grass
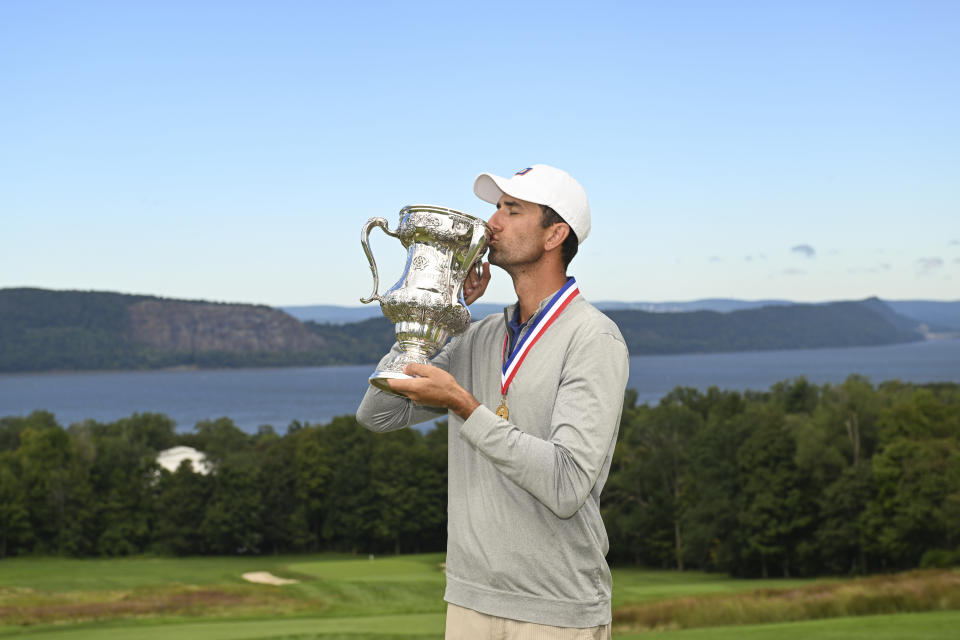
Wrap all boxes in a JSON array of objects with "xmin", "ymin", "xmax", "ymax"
[
  {"xmin": 617, "ymin": 610, "xmax": 960, "ymax": 640},
  {"xmin": 610, "ymin": 567, "xmax": 832, "ymax": 609},
  {"xmin": 614, "ymin": 569, "xmax": 960, "ymax": 631},
  {"xmin": 0, "ymin": 554, "xmax": 447, "ymax": 628},
  {"xmin": 0, "ymin": 554, "xmax": 957, "ymax": 639},
  {"xmin": 0, "ymin": 554, "xmax": 347, "ymax": 591},
  {"xmin": 1, "ymin": 611, "xmax": 958, "ymax": 640},
  {"xmin": 0, "ymin": 613, "xmax": 445, "ymax": 639},
  {"xmin": 288, "ymin": 555, "xmax": 444, "ymax": 581}
]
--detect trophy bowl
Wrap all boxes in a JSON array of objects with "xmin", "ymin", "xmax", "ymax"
[{"xmin": 360, "ymin": 205, "xmax": 489, "ymax": 394}]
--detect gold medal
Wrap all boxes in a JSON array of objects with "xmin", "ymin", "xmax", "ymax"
[{"xmin": 495, "ymin": 398, "xmax": 509, "ymax": 420}]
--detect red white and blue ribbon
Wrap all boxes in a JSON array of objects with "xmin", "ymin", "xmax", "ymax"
[{"xmin": 500, "ymin": 277, "xmax": 580, "ymax": 395}]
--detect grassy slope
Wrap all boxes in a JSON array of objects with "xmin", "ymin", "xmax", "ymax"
[
  {"xmin": 3, "ymin": 612, "xmax": 958, "ymax": 640},
  {"xmin": 610, "ymin": 568, "xmax": 830, "ymax": 609},
  {"xmin": 0, "ymin": 555, "xmax": 957, "ymax": 639},
  {"xmin": 617, "ymin": 611, "xmax": 960, "ymax": 640}
]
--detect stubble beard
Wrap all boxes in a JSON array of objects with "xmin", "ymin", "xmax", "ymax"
[{"xmin": 487, "ymin": 242, "xmax": 542, "ymax": 278}]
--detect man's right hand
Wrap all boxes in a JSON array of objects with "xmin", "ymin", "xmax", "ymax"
[{"xmin": 463, "ymin": 261, "xmax": 491, "ymax": 305}]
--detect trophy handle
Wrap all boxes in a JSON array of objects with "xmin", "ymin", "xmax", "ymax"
[
  {"xmin": 360, "ymin": 216, "xmax": 400, "ymax": 304},
  {"xmin": 464, "ymin": 219, "xmax": 489, "ymax": 274},
  {"xmin": 457, "ymin": 219, "xmax": 489, "ymax": 301}
]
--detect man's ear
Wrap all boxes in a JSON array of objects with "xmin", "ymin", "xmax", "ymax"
[{"xmin": 544, "ymin": 223, "xmax": 570, "ymax": 252}]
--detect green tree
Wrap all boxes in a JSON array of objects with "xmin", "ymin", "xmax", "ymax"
[
  {"xmin": 17, "ymin": 418, "xmax": 94, "ymax": 554},
  {"xmin": 603, "ymin": 391, "xmax": 702, "ymax": 569},
  {"xmin": 736, "ymin": 405, "xmax": 814, "ymax": 577},
  {"xmin": 255, "ymin": 427, "xmax": 318, "ymax": 553},
  {"xmin": 199, "ymin": 454, "xmax": 264, "ymax": 554},
  {"xmin": 0, "ymin": 450, "xmax": 30, "ymax": 557},
  {"xmin": 321, "ymin": 416, "xmax": 376, "ymax": 552},
  {"xmin": 863, "ymin": 436, "xmax": 960, "ymax": 568},
  {"xmin": 681, "ymin": 392, "xmax": 751, "ymax": 572},
  {"xmin": 184, "ymin": 417, "xmax": 251, "ymax": 465},
  {"xmin": 800, "ymin": 376, "xmax": 881, "ymax": 574},
  {"xmin": 153, "ymin": 462, "xmax": 214, "ymax": 555}
]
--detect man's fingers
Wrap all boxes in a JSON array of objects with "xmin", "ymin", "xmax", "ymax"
[
  {"xmin": 464, "ymin": 262, "xmax": 491, "ymax": 305},
  {"xmin": 386, "ymin": 377, "xmax": 414, "ymax": 392},
  {"xmin": 402, "ymin": 363, "xmax": 433, "ymax": 378}
]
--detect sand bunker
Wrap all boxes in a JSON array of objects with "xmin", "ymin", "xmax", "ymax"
[{"xmin": 241, "ymin": 571, "xmax": 299, "ymax": 586}]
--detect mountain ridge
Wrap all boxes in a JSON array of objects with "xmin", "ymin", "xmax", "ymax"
[
  {"xmin": 283, "ymin": 297, "xmax": 960, "ymax": 330},
  {"xmin": 0, "ymin": 287, "xmax": 938, "ymax": 373}
]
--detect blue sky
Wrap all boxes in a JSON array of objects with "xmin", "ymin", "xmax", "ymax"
[{"xmin": 2, "ymin": 0, "xmax": 957, "ymax": 307}]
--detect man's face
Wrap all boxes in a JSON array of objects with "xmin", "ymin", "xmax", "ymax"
[{"xmin": 486, "ymin": 195, "xmax": 549, "ymax": 271}]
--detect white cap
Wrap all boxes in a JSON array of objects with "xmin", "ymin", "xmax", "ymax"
[{"xmin": 473, "ymin": 164, "xmax": 591, "ymax": 244}]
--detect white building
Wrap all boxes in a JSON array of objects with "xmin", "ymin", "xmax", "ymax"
[{"xmin": 156, "ymin": 446, "xmax": 213, "ymax": 475}]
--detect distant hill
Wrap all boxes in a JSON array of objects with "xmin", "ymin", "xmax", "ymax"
[
  {"xmin": 884, "ymin": 300, "xmax": 960, "ymax": 332},
  {"xmin": 284, "ymin": 297, "xmax": 960, "ymax": 326},
  {"xmin": 281, "ymin": 299, "xmax": 798, "ymax": 324},
  {"xmin": 279, "ymin": 304, "xmax": 388, "ymax": 324},
  {"xmin": 282, "ymin": 302, "xmax": 508, "ymax": 324},
  {"xmin": 0, "ymin": 289, "xmax": 325, "ymax": 373},
  {"xmin": 0, "ymin": 288, "xmax": 930, "ymax": 373},
  {"xmin": 593, "ymin": 298, "xmax": 794, "ymax": 313},
  {"xmin": 606, "ymin": 298, "xmax": 924, "ymax": 355}
]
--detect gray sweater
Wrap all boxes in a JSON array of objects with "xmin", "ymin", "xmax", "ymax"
[{"xmin": 356, "ymin": 293, "xmax": 629, "ymax": 627}]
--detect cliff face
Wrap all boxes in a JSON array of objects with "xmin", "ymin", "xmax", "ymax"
[{"xmin": 128, "ymin": 300, "xmax": 323, "ymax": 353}]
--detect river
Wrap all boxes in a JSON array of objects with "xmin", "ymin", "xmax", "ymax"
[{"xmin": 1, "ymin": 339, "xmax": 958, "ymax": 433}]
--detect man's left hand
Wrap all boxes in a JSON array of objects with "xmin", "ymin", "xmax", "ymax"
[{"xmin": 387, "ymin": 364, "xmax": 480, "ymax": 420}]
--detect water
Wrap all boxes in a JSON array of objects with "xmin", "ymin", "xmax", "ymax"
[{"xmin": 1, "ymin": 339, "xmax": 958, "ymax": 433}]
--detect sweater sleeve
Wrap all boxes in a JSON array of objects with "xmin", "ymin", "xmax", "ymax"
[
  {"xmin": 457, "ymin": 331, "xmax": 629, "ymax": 518},
  {"xmin": 355, "ymin": 342, "xmax": 449, "ymax": 432}
]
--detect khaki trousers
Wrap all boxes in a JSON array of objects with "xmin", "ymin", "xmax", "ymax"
[{"xmin": 445, "ymin": 603, "xmax": 612, "ymax": 640}]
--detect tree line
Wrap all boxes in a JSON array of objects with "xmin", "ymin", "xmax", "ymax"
[
  {"xmin": 604, "ymin": 376, "xmax": 960, "ymax": 577},
  {"xmin": 1, "ymin": 376, "xmax": 958, "ymax": 578}
]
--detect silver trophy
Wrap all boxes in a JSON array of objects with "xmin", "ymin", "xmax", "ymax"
[{"xmin": 361, "ymin": 205, "xmax": 489, "ymax": 393}]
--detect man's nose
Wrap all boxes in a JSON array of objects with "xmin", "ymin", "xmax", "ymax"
[{"xmin": 487, "ymin": 209, "xmax": 503, "ymax": 231}]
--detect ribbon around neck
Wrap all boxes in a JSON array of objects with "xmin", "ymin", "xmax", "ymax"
[{"xmin": 500, "ymin": 277, "xmax": 580, "ymax": 395}]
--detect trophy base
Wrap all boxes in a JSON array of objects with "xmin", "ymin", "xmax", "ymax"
[{"xmin": 369, "ymin": 370, "xmax": 413, "ymax": 396}]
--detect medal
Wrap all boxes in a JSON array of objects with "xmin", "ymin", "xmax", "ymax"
[
  {"xmin": 495, "ymin": 397, "xmax": 509, "ymax": 420},
  {"xmin": 497, "ymin": 277, "xmax": 580, "ymax": 421}
]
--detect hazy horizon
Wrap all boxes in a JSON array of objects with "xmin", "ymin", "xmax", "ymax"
[{"xmin": 5, "ymin": 284, "xmax": 960, "ymax": 308}]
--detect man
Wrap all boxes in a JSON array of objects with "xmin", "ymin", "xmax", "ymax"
[{"xmin": 356, "ymin": 164, "xmax": 629, "ymax": 638}]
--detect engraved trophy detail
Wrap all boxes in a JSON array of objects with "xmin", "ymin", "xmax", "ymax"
[{"xmin": 360, "ymin": 205, "xmax": 489, "ymax": 394}]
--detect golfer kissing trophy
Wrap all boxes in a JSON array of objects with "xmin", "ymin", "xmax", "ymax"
[{"xmin": 360, "ymin": 205, "xmax": 489, "ymax": 394}]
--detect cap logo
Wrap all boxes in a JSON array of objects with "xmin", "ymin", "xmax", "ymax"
[{"xmin": 514, "ymin": 167, "xmax": 532, "ymax": 176}]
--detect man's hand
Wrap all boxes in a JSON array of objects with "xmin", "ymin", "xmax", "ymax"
[
  {"xmin": 387, "ymin": 364, "xmax": 481, "ymax": 421},
  {"xmin": 463, "ymin": 262, "xmax": 491, "ymax": 306}
]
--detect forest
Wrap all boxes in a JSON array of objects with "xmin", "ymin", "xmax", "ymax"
[{"xmin": 1, "ymin": 376, "xmax": 958, "ymax": 579}]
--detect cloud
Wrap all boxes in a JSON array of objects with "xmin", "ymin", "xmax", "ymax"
[
  {"xmin": 950, "ymin": 239, "xmax": 959, "ymax": 246},
  {"xmin": 916, "ymin": 257, "xmax": 944, "ymax": 274},
  {"xmin": 791, "ymin": 244, "xmax": 815, "ymax": 258},
  {"xmin": 709, "ymin": 256, "xmax": 722, "ymax": 263},
  {"xmin": 954, "ymin": 258, "xmax": 960, "ymax": 265},
  {"xmin": 782, "ymin": 268, "xmax": 805, "ymax": 276}
]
